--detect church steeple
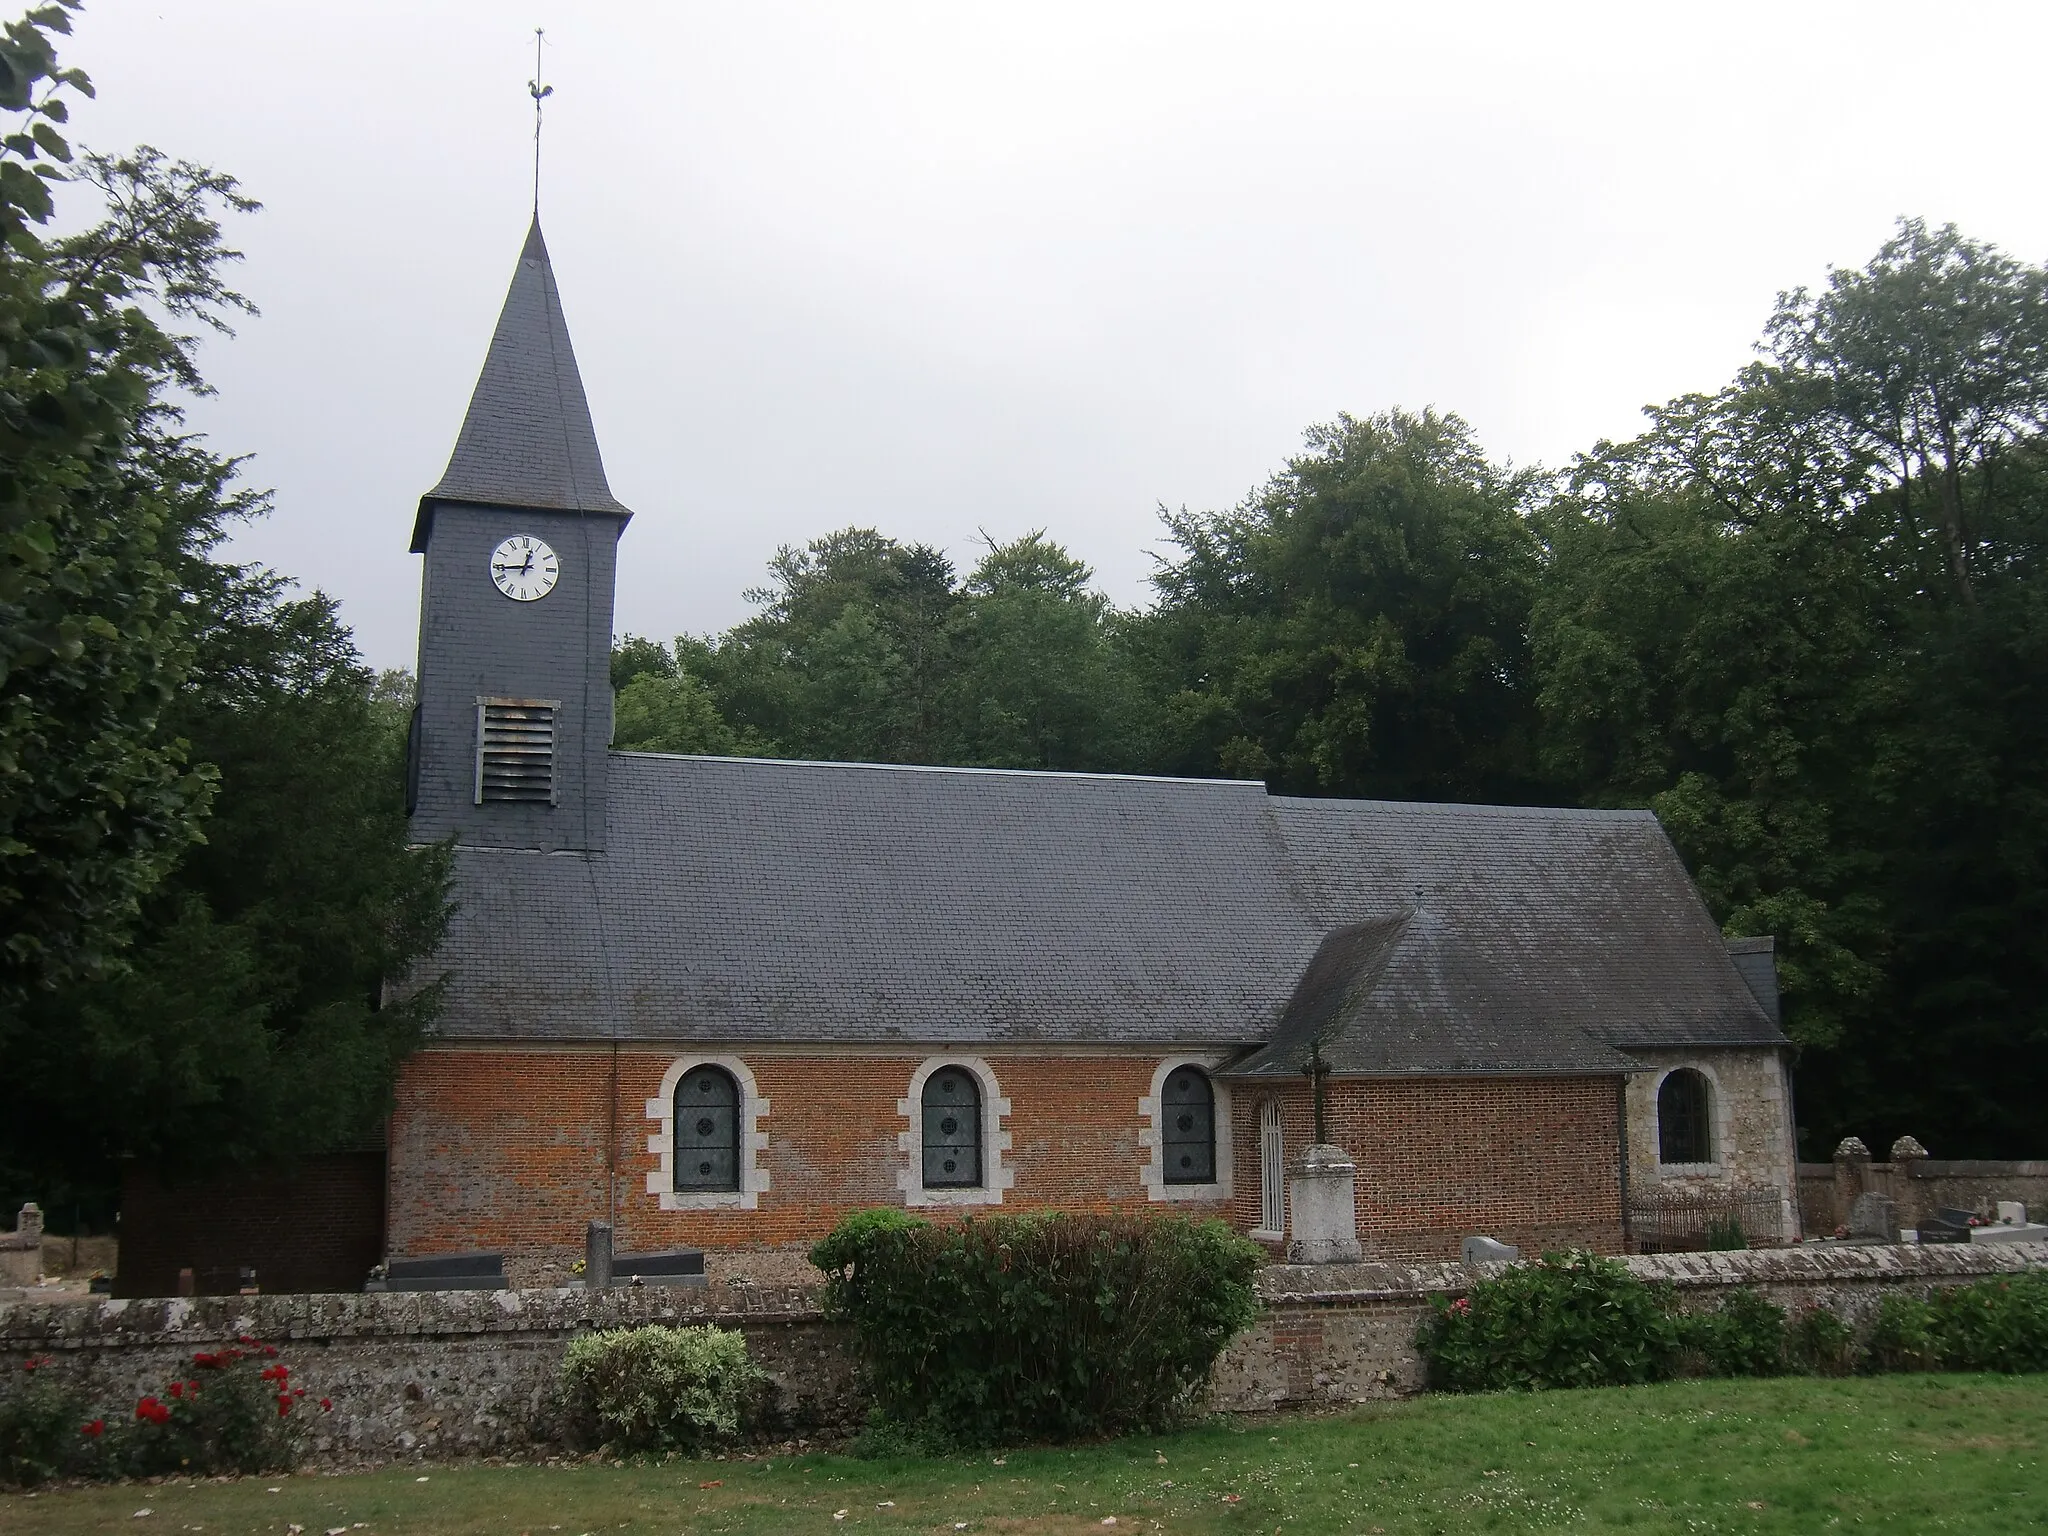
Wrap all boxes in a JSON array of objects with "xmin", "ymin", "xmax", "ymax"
[
  {"xmin": 406, "ymin": 215, "xmax": 630, "ymax": 856},
  {"xmin": 410, "ymin": 216, "xmax": 631, "ymax": 552}
]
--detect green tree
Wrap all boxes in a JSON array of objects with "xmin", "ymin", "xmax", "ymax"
[
  {"xmin": 611, "ymin": 636, "xmax": 756, "ymax": 757},
  {"xmin": 942, "ymin": 530, "xmax": 1147, "ymax": 770},
  {"xmin": 1535, "ymin": 224, "xmax": 2048, "ymax": 1154},
  {"xmin": 0, "ymin": 4, "xmax": 260, "ymax": 999},
  {"xmin": 706, "ymin": 528, "xmax": 958, "ymax": 763},
  {"xmin": 1136, "ymin": 408, "xmax": 1547, "ymax": 800},
  {"xmin": 0, "ymin": 573, "xmax": 452, "ymax": 1198}
]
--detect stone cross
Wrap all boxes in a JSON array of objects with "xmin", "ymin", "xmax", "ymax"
[{"xmin": 1302, "ymin": 1039, "xmax": 1331, "ymax": 1146}]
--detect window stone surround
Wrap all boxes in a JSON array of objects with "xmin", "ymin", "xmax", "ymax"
[
  {"xmin": 896, "ymin": 1056, "xmax": 1014, "ymax": 1208},
  {"xmin": 1139, "ymin": 1055, "xmax": 1234, "ymax": 1203},
  {"xmin": 646, "ymin": 1054, "xmax": 770, "ymax": 1211}
]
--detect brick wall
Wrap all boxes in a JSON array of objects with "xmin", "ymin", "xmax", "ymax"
[
  {"xmin": 1227, "ymin": 1076, "xmax": 1625, "ymax": 1260},
  {"xmin": 387, "ymin": 1048, "xmax": 1233, "ymax": 1283},
  {"xmin": 389, "ymin": 1050, "xmax": 1626, "ymax": 1281},
  {"xmin": 117, "ymin": 1153, "xmax": 386, "ymax": 1299}
]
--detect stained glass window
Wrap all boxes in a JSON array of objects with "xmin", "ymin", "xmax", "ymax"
[
  {"xmin": 922, "ymin": 1067, "xmax": 982, "ymax": 1188},
  {"xmin": 674, "ymin": 1066, "xmax": 740, "ymax": 1192}
]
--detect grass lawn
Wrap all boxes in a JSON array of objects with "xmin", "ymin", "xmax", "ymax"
[{"xmin": 4, "ymin": 1374, "xmax": 2043, "ymax": 1535}]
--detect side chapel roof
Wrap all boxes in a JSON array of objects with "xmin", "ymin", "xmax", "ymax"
[
  {"xmin": 422, "ymin": 757, "xmax": 1784, "ymax": 1067},
  {"xmin": 410, "ymin": 217, "xmax": 631, "ymax": 551}
]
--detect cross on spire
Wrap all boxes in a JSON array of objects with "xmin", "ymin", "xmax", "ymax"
[{"xmin": 529, "ymin": 28, "xmax": 553, "ymax": 211}]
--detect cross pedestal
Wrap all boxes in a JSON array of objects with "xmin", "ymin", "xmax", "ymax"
[{"xmin": 1286, "ymin": 1143, "xmax": 1363, "ymax": 1264}]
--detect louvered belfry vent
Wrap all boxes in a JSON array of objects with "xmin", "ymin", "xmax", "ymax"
[{"xmin": 475, "ymin": 697, "xmax": 560, "ymax": 805}]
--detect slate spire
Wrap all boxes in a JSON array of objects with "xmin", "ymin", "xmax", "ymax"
[{"xmin": 410, "ymin": 216, "xmax": 631, "ymax": 551}]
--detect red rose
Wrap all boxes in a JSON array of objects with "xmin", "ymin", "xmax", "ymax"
[
  {"xmin": 169, "ymin": 1382, "xmax": 184, "ymax": 1399},
  {"xmin": 136, "ymin": 1397, "xmax": 171, "ymax": 1426},
  {"xmin": 276, "ymin": 1395, "xmax": 293, "ymax": 1417},
  {"xmin": 80, "ymin": 1420, "xmax": 104, "ymax": 1438},
  {"xmin": 319, "ymin": 1399, "xmax": 333, "ymax": 1412}
]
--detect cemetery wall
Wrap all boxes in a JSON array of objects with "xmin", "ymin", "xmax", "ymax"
[
  {"xmin": 1799, "ymin": 1150, "xmax": 2048, "ymax": 1235},
  {"xmin": 8, "ymin": 1244, "xmax": 2042, "ymax": 1462}
]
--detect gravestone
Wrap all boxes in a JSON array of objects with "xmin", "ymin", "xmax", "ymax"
[
  {"xmin": 1847, "ymin": 1190, "xmax": 1898, "ymax": 1242},
  {"xmin": 369, "ymin": 1252, "xmax": 509, "ymax": 1292},
  {"xmin": 1462, "ymin": 1235, "xmax": 1518, "ymax": 1265},
  {"xmin": 1286, "ymin": 1144, "xmax": 1363, "ymax": 1264}
]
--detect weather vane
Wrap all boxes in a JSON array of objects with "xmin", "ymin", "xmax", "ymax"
[{"xmin": 529, "ymin": 28, "xmax": 553, "ymax": 211}]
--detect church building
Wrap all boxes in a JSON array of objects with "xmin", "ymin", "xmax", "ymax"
[{"xmin": 387, "ymin": 218, "xmax": 1798, "ymax": 1283}]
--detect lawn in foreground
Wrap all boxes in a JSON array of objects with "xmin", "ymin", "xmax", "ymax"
[{"xmin": 3, "ymin": 1373, "xmax": 2043, "ymax": 1535}]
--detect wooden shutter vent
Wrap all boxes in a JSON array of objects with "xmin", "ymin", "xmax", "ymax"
[{"xmin": 474, "ymin": 697, "xmax": 559, "ymax": 805}]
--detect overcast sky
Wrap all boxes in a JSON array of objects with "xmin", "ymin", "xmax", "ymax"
[{"xmin": 65, "ymin": 1, "xmax": 2048, "ymax": 670}]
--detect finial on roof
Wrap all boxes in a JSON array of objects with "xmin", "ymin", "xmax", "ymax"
[{"xmin": 528, "ymin": 28, "xmax": 552, "ymax": 212}]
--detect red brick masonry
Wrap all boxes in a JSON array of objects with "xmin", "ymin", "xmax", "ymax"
[{"xmin": 388, "ymin": 1047, "xmax": 1623, "ymax": 1278}]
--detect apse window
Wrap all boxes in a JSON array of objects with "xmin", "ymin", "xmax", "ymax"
[
  {"xmin": 474, "ymin": 696, "xmax": 558, "ymax": 804},
  {"xmin": 922, "ymin": 1066, "xmax": 982, "ymax": 1188},
  {"xmin": 1162, "ymin": 1065, "xmax": 1216, "ymax": 1184},
  {"xmin": 1658, "ymin": 1068, "xmax": 1714, "ymax": 1165},
  {"xmin": 673, "ymin": 1065, "xmax": 740, "ymax": 1193}
]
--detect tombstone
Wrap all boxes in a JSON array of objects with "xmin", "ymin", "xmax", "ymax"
[
  {"xmin": 1461, "ymin": 1235, "xmax": 1518, "ymax": 1265},
  {"xmin": 1847, "ymin": 1190, "xmax": 1898, "ymax": 1242},
  {"xmin": 612, "ymin": 1248, "xmax": 708, "ymax": 1288},
  {"xmin": 0, "ymin": 1203, "xmax": 41, "ymax": 1287},
  {"xmin": 585, "ymin": 1220, "xmax": 613, "ymax": 1290},
  {"xmin": 1971, "ymin": 1202, "xmax": 2048, "ymax": 1245},
  {"xmin": 1285, "ymin": 1144, "xmax": 1363, "ymax": 1264},
  {"xmin": 369, "ymin": 1252, "xmax": 508, "ymax": 1292}
]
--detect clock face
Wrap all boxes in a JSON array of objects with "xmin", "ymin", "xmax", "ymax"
[{"xmin": 489, "ymin": 535, "xmax": 560, "ymax": 602}]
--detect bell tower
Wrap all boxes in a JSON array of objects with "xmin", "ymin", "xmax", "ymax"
[{"xmin": 407, "ymin": 217, "xmax": 630, "ymax": 853}]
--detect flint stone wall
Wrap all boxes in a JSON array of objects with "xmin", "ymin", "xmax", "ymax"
[{"xmin": 3, "ymin": 1244, "xmax": 2044, "ymax": 1461}]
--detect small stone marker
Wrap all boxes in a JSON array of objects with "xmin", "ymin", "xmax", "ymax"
[
  {"xmin": 1462, "ymin": 1235, "xmax": 1518, "ymax": 1264},
  {"xmin": 1847, "ymin": 1190, "xmax": 1898, "ymax": 1242},
  {"xmin": 1998, "ymin": 1201, "xmax": 2027, "ymax": 1225}
]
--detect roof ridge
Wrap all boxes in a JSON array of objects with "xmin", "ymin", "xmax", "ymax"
[
  {"xmin": 1270, "ymin": 794, "xmax": 1657, "ymax": 822},
  {"xmin": 609, "ymin": 750, "xmax": 1269, "ymax": 791}
]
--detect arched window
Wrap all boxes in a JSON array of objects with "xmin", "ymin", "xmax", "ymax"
[
  {"xmin": 922, "ymin": 1065, "xmax": 982, "ymax": 1189},
  {"xmin": 1162, "ymin": 1066, "xmax": 1216, "ymax": 1185},
  {"xmin": 673, "ymin": 1065, "xmax": 740, "ymax": 1192},
  {"xmin": 1658, "ymin": 1068, "xmax": 1713, "ymax": 1165}
]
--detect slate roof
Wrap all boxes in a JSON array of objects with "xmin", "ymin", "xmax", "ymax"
[
  {"xmin": 411, "ymin": 218, "xmax": 631, "ymax": 551},
  {"xmin": 430, "ymin": 754, "xmax": 1320, "ymax": 1046},
  {"xmin": 1256, "ymin": 797, "xmax": 1784, "ymax": 1065},
  {"xmin": 1225, "ymin": 907, "xmax": 1646, "ymax": 1080},
  {"xmin": 423, "ymin": 757, "xmax": 1785, "ymax": 1070}
]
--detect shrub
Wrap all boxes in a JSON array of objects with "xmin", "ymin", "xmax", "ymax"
[
  {"xmin": 1704, "ymin": 1217, "xmax": 1750, "ymax": 1251},
  {"xmin": 1926, "ymin": 1273, "xmax": 2048, "ymax": 1373},
  {"xmin": 1, "ymin": 1339, "xmax": 320, "ymax": 1487},
  {"xmin": 0, "ymin": 1358, "xmax": 96, "ymax": 1488},
  {"xmin": 1687, "ymin": 1288, "xmax": 1786, "ymax": 1376},
  {"xmin": 1786, "ymin": 1305, "xmax": 1857, "ymax": 1375},
  {"xmin": 122, "ymin": 1338, "xmax": 319, "ymax": 1476},
  {"xmin": 1865, "ymin": 1293, "xmax": 1943, "ymax": 1373},
  {"xmin": 811, "ymin": 1209, "xmax": 1262, "ymax": 1447},
  {"xmin": 559, "ymin": 1325, "xmax": 764, "ymax": 1452},
  {"xmin": 1418, "ymin": 1251, "xmax": 1683, "ymax": 1393}
]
